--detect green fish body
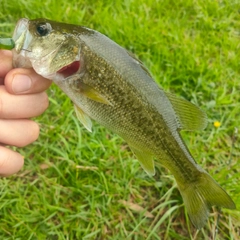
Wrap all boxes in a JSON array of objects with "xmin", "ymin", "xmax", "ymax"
[{"xmin": 12, "ymin": 18, "xmax": 235, "ymax": 228}]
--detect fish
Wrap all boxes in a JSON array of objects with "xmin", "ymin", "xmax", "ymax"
[{"xmin": 12, "ymin": 18, "xmax": 236, "ymax": 229}]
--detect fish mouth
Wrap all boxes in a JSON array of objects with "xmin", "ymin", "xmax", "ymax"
[{"xmin": 57, "ymin": 60, "xmax": 80, "ymax": 78}]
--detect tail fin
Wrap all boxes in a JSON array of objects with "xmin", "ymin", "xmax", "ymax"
[{"xmin": 177, "ymin": 171, "xmax": 236, "ymax": 229}]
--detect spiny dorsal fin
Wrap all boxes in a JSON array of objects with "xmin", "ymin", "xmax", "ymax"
[
  {"xmin": 166, "ymin": 92, "xmax": 208, "ymax": 131},
  {"xmin": 74, "ymin": 104, "xmax": 92, "ymax": 132},
  {"xmin": 127, "ymin": 51, "xmax": 152, "ymax": 78},
  {"xmin": 129, "ymin": 146, "xmax": 155, "ymax": 176}
]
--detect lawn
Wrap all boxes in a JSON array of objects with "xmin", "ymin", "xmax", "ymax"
[{"xmin": 0, "ymin": 0, "xmax": 240, "ymax": 239}]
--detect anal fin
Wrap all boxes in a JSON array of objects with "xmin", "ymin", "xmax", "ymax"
[{"xmin": 130, "ymin": 146, "xmax": 155, "ymax": 176}]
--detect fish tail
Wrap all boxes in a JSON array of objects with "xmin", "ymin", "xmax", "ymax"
[{"xmin": 177, "ymin": 171, "xmax": 236, "ymax": 229}]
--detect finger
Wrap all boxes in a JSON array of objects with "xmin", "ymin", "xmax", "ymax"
[
  {"xmin": 0, "ymin": 119, "xmax": 39, "ymax": 147},
  {"xmin": 5, "ymin": 68, "xmax": 52, "ymax": 94},
  {"xmin": 0, "ymin": 86, "xmax": 49, "ymax": 119},
  {"xmin": 0, "ymin": 146, "xmax": 24, "ymax": 177},
  {"xmin": 0, "ymin": 50, "xmax": 13, "ymax": 85}
]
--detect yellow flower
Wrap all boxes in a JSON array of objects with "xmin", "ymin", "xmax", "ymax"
[{"xmin": 214, "ymin": 121, "xmax": 221, "ymax": 128}]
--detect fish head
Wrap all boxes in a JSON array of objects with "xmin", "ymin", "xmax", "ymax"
[{"xmin": 12, "ymin": 18, "xmax": 83, "ymax": 81}]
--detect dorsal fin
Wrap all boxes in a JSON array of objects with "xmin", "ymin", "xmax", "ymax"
[
  {"xmin": 166, "ymin": 92, "xmax": 208, "ymax": 131},
  {"xmin": 127, "ymin": 51, "xmax": 152, "ymax": 78}
]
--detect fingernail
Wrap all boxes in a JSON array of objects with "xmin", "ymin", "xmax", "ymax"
[{"xmin": 12, "ymin": 74, "xmax": 32, "ymax": 93}]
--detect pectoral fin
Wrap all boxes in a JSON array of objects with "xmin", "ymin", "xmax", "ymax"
[
  {"xmin": 79, "ymin": 82, "xmax": 112, "ymax": 105},
  {"xmin": 74, "ymin": 104, "xmax": 92, "ymax": 132},
  {"xmin": 130, "ymin": 146, "xmax": 155, "ymax": 176},
  {"xmin": 166, "ymin": 92, "xmax": 208, "ymax": 131}
]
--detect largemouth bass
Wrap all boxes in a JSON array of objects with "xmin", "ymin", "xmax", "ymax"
[{"xmin": 12, "ymin": 18, "xmax": 235, "ymax": 229}]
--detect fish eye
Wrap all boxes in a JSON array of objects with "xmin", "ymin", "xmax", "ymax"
[{"xmin": 36, "ymin": 22, "xmax": 52, "ymax": 37}]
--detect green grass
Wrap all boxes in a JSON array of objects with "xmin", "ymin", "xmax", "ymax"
[{"xmin": 0, "ymin": 0, "xmax": 240, "ymax": 239}]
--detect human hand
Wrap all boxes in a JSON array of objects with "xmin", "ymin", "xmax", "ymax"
[{"xmin": 0, "ymin": 50, "xmax": 51, "ymax": 176}]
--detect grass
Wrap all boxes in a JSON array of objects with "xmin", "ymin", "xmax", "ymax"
[{"xmin": 0, "ymin": 0, "xmax": 240, "ymax": 239}]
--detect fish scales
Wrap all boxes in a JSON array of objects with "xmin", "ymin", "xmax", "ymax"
[
  {"xmin": 12, "ymin": 18, "xmax": 235, "ymax": 229},
  {"xmin": 68, "ymin": 42, "xmax": 203, "ymax": 182}
]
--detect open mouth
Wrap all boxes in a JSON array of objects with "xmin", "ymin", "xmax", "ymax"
[{"xmin": 57, "ymin": 61, "xmax": 80, "ymax": 78}]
